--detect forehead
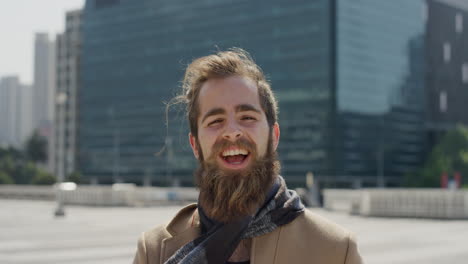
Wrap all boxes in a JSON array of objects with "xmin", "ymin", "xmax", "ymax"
[{"xmin": 197, "ymin": 76, "xmax": 261, "ymax": 116}]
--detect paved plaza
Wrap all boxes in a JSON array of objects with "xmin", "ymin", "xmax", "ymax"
[{"xmin": 1, "ymin": 199, "xmax": 467, "ymax": 264}]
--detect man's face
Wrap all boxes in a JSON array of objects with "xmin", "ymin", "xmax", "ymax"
[
  {"xmin": 189, "ymin": 75, "xmax": 279, "ymax": 169},
  {"xmin": 188, "ymin": 75, "xmax": 280, "ymax": 222}
]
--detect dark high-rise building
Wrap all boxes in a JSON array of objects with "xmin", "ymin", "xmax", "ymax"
[
  {"xmin": 79, "ymin": 0, "xmax": 427, "ymax": 187},
  {"xmin": 426, "ymin": 0, "xmax": 468, "ymax": 144}
]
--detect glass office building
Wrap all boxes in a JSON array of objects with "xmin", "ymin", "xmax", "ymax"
[
  {"xmin": 80, "ymin": 0, "xmax": 333, "ymax": 185},
  {"xmin": 335, "ymin": 0, "xmax": 427, "ymax": 186},
  {"xmin": 79, "ymin": 0, "xmax": 426, "ymax": 186}
]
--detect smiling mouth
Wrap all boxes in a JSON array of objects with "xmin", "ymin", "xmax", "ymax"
[{"xmin": 219, "ymin": 147, "xmax": 251, "ymax": 168}]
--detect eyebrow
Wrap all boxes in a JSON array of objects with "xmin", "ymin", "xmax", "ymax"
[
  {"xmin": 201, "ymin": 108, "xmax": 225, "ymax": 123},
  {"xmin": 235, "ymin": 104, "xmax": 262, "ymax": 114},
  {"xmin": 201, "ymin": 104, "xmax": 261, "ymax": 123}
]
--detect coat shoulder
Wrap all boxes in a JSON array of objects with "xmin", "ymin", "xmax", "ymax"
[
  {"xmin": 297, "ymin": 209, "xmax": 352, "ymax": 242},
  {"xmin": 269, "ymin": 209, "xmax": 363, "ymax": 264},
  {"xmin": 133, "ymin": 204, "xmax": 199, "ymax": 264},
  {"xmin": 133, "ymin": 224, "xmax": 171, "ymax": 264}
]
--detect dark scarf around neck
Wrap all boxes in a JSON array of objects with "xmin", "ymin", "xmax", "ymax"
[{"xmin": 164, "ymin": 175, "xmax": 305, "ymax": 264}]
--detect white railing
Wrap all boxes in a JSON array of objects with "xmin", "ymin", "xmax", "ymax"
[
  {"xmin": 322, "ymin": 189, "xmax": 362, "ymax": 213},
  {"xmin": 134, "ymin": 187, "xmax": 199, "ymax": 206},
  {"xmin": 4, "ymin": 185, "xmax": 467, "ymax": 218},
  {"xmin": 359, "ymin": 189, "xmax": 468, "ymax": 219},
  {"xmin": 0, "ymin": 184, "xmax": 198, "ymax": 206},
  {"xmin": 323, "ymin": 188, "xmax": 468, "ymax": 219},
  {"xmin": 0, "ymin": 185, "xmax": 55, "ymax": 200}
]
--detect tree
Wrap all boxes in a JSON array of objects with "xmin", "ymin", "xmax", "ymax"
[
  {"xmin": 31, "ymin": 170, "xmax": 56, "ymax": 185},
  {"xmin": 0, "ymin": 144, "xmax": 56, "ymax": 185},
  {"xmin": 67, "ymin": 171, "xmax": 81, "ymax": 184},
  {"xmin": 0, "ymin": 146, "xmax": 23, "ymax": 184},
  {"xmin": 0, "ymin": 146, "xmax": 23, "ymax": 160},
  {"xmin": 14, "ymin": 162, "xmax": 38, "ymax": 184},
  {"xmin": 0, "ymin": 171, "xmax": 14, "ymax": 184},
  {"xmin": 405, "ymin": 125, "xmax": 468, "ymax": 187},
  {"xmin": 0, "ymin": 155, "xmax": 15, "ymax": 177},
  {"xmin": 25, "ymin": 131, "xmax": 47, "ymax": 163}
]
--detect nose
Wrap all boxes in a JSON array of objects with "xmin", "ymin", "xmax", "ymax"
[{"xmin": 222, "ymin": 121, "xmax": 243, "ymax": 141}]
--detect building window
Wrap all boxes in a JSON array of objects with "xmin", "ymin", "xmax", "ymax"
[
  {"xmin": 443, "ymin": 42, "xmax": 451, "ymax": 63},
  {"xmin": 462, "ymin": 63, "xmax": 468, "ymax": 84},
  {"xmin": 440, "ymin": 91, "xmax": 447, "ymax": 113},
  {"xmin": 95, "ymin": 0, "xmax": 119, "ymax": 9},
  {"xmin": 456, "ymin": 13, "xmax": 463, "ymax": 33}
]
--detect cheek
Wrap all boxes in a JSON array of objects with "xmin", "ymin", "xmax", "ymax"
[
  {"xmin": 258, "ymin": 135, "xmax": 269, "ymax": 155},
  {"xmin": 198, "ymin": 132, "xmax": 216, "ymax": 157},
  {"xmin": 251, "ymin": 126, "xmax": 270, "ymax": 155}
]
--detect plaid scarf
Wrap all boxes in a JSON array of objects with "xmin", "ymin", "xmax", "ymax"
[{"xmin": 164, "ymin": 176, "xmax": 305, "ymax": 264}]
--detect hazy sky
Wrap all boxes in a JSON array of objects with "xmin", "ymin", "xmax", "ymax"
[{"xmin": 0, "ymin": 0, "xmax": 85, "ymax": 84}]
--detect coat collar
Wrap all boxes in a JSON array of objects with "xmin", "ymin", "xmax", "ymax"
[
  {"xmin": 161, "ymin": 204, "xmax": 200, "ymax": 263},
  {"xmin": 160, "ymin": 203, "xmax": 282, "ymax": 264},
  {"xmin": 166, "ymin": 203, "xmax": 200, "ymax": 235}
]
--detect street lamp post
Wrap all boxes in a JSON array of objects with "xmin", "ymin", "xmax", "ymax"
[
  {"xmin": 377, "ymin": 116, "xmax": 385, "ymax": 188},
  {"xmin": 113, "ymin": 127, "xmax": 121, "ymax": 183},
  {"xmin": 109, "ymin": 107, "xmax": 121, "ymax": 184},
  {"xmin": 54, "ymin": 92, "xmax": 67, "ymax": 217}
]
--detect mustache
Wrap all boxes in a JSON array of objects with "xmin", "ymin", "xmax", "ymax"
[
  {"xmin": 196, "ymin": 131, "xmax": 280, "ymax": 223},
  {"xmin": 208, "ymin": 137, "xmax": 257, "ymax": 160}
]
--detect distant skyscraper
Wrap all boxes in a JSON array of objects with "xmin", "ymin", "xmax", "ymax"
[
  {"xmin": 0, "ymin": 76, "xmax": 33, "ymax": 148},
  {"xmin": 33, "ymin": 33, "xmax": 56, "ymax": 173},
  {"xmin": 33, "ymin": 33, "xmax": 55, "ymax": 131},
  {"xmin": 54, "ymin": 10, "xmax": 82, "ymax": 182},
  {"xmin": 426, "ymin": 0, "xmax": 468, "ymax": 143}
]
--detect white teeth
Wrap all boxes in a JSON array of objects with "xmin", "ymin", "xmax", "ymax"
[{"xmin": 222, "ymin": 148, "xmax": 249, "ymax": 157}]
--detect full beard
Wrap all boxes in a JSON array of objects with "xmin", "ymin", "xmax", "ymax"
[{"xmin": 195, "ymin": 131, "xmax": 281, "ymax": 223}]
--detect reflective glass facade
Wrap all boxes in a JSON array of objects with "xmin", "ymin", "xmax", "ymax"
[
  {"xmin": 336, "ymin": 0, "xmax": 427, "ymax": 185},
  {"xmin": 80, "ymin": 0, "xmax": 333, "ymax": 185},
  {"xmin": 80, "ymin": 0, "xmax": 428, "ymax": 187}
]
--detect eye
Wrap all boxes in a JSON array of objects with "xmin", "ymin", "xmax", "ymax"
[
  {"xmin": 208, "ymin": 119, "xmax": 223, "ymax": 126},
  {"xmin": 241, "ymin": 116, "xmax": 256, "ymax": 121}
]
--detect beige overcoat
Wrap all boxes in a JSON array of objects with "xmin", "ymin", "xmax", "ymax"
[{"xmin": 133, "ymin": 204, "xmax": 363, "ymax": 264}]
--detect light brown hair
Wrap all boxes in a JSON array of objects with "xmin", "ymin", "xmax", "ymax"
[{"xmin": 175, "ymin": 48, "xmax": 278, "ymax": 138}]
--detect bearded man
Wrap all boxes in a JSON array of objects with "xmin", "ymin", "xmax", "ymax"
[{"xmin": 133, "ymin": 49, "xmax": 363, "ymax": 264}]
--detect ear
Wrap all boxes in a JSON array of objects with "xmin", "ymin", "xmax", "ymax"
[
  {"xmin": 189, "ymin": 132, "xmax": 200, "ymax": 159},
  {"xmin": 272, "ymin": 122, "xmax": 280, "ymax": 151}
]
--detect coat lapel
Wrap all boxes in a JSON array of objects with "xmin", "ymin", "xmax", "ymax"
[
  {"xmin": 160, "ymin": 226, "xmax": 200, "ymax": 263},
  {"xmin": 160, "ymin": 204, "xmax": 201, "ymax": 263}
]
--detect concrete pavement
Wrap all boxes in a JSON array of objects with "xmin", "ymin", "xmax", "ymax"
[{"xmin": 1, "ymin": 199, "xmax": 467, "ymax": 264}]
